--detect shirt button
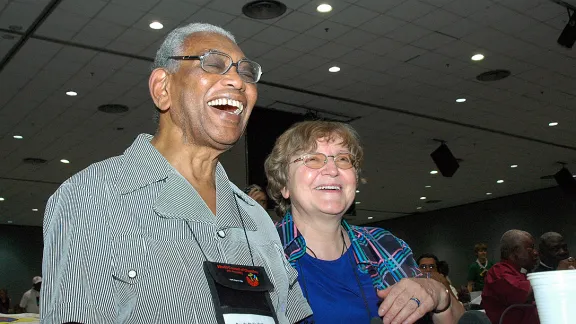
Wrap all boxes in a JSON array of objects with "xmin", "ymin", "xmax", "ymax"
[
  {"xmin": 128, "ymin": 270, "xmax": 137, "ymax": 279},
  {"xmin": 217, "ymin": 230, "xmax": 226, "ymax": 238}
]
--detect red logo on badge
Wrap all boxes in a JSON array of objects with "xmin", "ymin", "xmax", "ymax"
[{"xmin": 246, "ymin": 272, "xmax": 259, "ymax": 287}]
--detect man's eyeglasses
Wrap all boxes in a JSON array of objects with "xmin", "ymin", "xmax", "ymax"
[
  {"xmin": 291, "ymin": 153, "xmax": 356, "ymax": 170},
  {"xmin": 419, "ymin": 264, "xmax": 436, "ymax": 270},
  {"xmin": 168, "ymin": 50, "xmax": 262, "ymax": 83}
]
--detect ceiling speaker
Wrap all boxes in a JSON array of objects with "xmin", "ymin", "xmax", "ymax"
[
  {"xmin": 430, "ymin": 143, "xmax": 459, "ymax": 177},
  {"xmin": 554, "ymin": 167, "xmax": 576, "ymax": 196},
  {"xmin": 558, "ymin": 15, "xmax": 576, "ymax": 48}
]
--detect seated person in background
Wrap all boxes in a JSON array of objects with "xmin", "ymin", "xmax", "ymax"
[
  {"xmin": 482, "ymin": 230, "xmax": 539, "ymax": 324},
  {"xmin": 0, "ymin": 288, "xmax": 11, "ymax": 313},
  {"xmin": 534, "ymin": 231, "xmax": 575, "ymax": 271},
  {"xmin": 244, "ymin": 184, "xmax": 268, "ymax": 209},
  {"xmin": 266, "ymin": 121, "xmax": 464, "ymax": 324},
  {"xmin": 456, "ymin": 286, "xmax": 471, "ymax": 304},
  {"xmin": 18, "ymin": 276, "xmax": 41, "ymax": 314},
  {"xmin": 246, "ymin": 184, "xmax": 282, "ymax": 222},
  {"xmin": 437, "ymin": 261, "xmax": 459, "ymax": 299},
  {"xmin": 467, "ymin": 243, "xmax": 494, "ymax": 293},
  {"xmin": 417, "ymin": 254, "xmax": 458, "ymax": 299}
]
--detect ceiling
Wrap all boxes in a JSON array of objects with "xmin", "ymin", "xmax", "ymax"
[{"xmin": 1, "ymin": 0, "xmax": 575, "ymax": 226}]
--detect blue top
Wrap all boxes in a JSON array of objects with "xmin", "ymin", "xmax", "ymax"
[
  {"xmin": 276, "ymin": 211, "xmax": 421, "ymax": 291},
  {"xmin": 296, "ymin": 247, "xmax": 381, "ymax": 323}
]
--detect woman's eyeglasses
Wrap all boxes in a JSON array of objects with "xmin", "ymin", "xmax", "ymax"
[{"xmin": 290, "ymin": 152, "xmax": 356, "ymax": 170}]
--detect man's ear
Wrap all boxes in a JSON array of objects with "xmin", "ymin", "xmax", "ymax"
[{"xmin": 149, "ymin": 68, "xmax": 171, "ymax": 111}]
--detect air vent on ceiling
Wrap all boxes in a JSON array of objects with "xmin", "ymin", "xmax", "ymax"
[
  {"xmin": 98, "ymin": 104, "xmax": 129, "ymax": 114},
  {"xmin": 425, "ymin": 199, "xmax": 442, "ymax": 204},
  {"xmin": 23, "ymin": 158, "xmax": 47, "ymax": 165},
  {"xmin": 242, "ymin": 0, "xmax": 287, "ymax": 20},
  {"xmin": 476, "ymin": 69, "xmax": 511, "ymax": 82}
]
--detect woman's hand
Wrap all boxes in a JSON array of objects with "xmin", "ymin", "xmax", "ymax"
[{"xmin": 376, "ymin": 278, "xmax": 450, "ymax": 324}]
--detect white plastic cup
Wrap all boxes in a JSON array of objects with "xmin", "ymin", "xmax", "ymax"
[{"xmin": 527, "ymin": 270, "xmax": 576, "ymax": 324}]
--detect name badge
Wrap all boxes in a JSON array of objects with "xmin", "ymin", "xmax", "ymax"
[{"xmin": 203, "ymin": 261, "xmax": 279, "ymax": 324}]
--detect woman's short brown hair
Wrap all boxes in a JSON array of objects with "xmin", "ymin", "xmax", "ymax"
[
  {"xmin": 474, "ymin": 243, "xmax": 488, "ymax": 253},
  {"xmin": 264, "ymin": 120, "xmax": 363, "ymax": 217}
]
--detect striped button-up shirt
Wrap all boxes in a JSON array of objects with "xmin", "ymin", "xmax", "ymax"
[
  {"xmin": 41, "ymin": 134, "xmax": 312, "ymax": 324},
  {"xmin": 276, "ymin": 211, "xmax": 421, "ymax": 291}
]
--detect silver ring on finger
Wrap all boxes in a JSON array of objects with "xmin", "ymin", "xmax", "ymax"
[{"xmin": 410, "ymin": 297, "xmax": 421, "ymax": 308}]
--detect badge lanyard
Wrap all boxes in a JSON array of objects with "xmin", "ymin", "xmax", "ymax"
[
  {"xmin": 185, "ymin": 195, "xmax": 278, "ymax": 324},
  {"xmin": 186, "ymin": 197, "xmax": 255, "ymax": 266}
]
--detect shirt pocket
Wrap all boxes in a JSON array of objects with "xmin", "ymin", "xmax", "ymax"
[{"xmin": 111, "ymin": 238, "xmax": 148, "ymax": 319}]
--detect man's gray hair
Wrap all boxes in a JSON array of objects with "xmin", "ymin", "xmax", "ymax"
[
  {"xmin": 500, "ymin": 229, "xmax": 531, "ymax": 260},
  {"xmin": 150, "ymin": 23, "xmax": 236, "ymax": 124},
  {"xmin": 152, "ymin": 22, "xmax": 236, "ymax": 73}
]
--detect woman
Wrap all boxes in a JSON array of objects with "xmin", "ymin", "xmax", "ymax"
[{"xmin": 265, "ymin": 121, "xmax": 464, "ymax": 323}]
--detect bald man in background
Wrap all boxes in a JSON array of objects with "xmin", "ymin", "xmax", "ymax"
[{"xmin": 481, "ymin": 230, "xmax": 540, "ymax": 324}]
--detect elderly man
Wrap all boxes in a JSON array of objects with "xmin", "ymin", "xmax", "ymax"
[
  {"xmin": 534, "ymin": 232, "xmax": 575, "ymax": 271},
  {"xmin": 40, "ymin": 23, "xmax": 312, "ymax": 324},
  {"xmin": 482, "ymin": 230, "xmax": 540, "ymax": 324}
]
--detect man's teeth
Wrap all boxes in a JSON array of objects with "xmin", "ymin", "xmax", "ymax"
[
  {"xmin": 207, "ymin": 98, "xmax": 244, "ymax": 115},
  {"xmin": 315, "ymin": 186, "xmax": 341, "ymax": 190}
]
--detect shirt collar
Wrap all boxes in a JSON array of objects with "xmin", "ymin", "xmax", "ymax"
[
  {"xmin": 476, "ymin": 258, "xmax": 489, "ymax": 268},
  {"xmin": 115, "ymin": 134, "xmax": 257, "ymax": 230},
  {"xmin": 539, "ymin": 261, "xmax": 553, "ymax": 269},
  {"xmin": 502, "ymin": 259, "xmax": 525, "ymax": 273},
  {"xmin": 116, "ymin": 134, "xmax": 174, "ymax": 194},
  {"xmin": 275, "ymin": 211, "xmax": 369, "ymax": 266}
]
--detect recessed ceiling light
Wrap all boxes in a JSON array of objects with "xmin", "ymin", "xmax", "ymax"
[
  {"xmin": 416, "ymin": 206, "xmax": 422, "ymax": 210},
  {"xmin": 32, "ymin": 208, "xmax": 38, "ymax": 212},
  {"xmin": 548, "ymin": 122, "xmax": 558, "ymax": 127},
  {"xmin": 497, "ymin": 179, "xmax": 504, "ymax": 183},
  {"xmin": 420, "ymin": 196, "xmax": 426, "ymax": 200},
  {"xmin": 430, "ymin": 170, "xmax": 438, "ymax": 175},
  {"xmin": 328, "ymin": 66, "xmax": 340, "ymax": 72},
  {"xmin": 455, "ymin": 98, "xmax": 466, "ymax": 103},
  {"xmin": 486, "ymin": 192, "xmax": 492, "ymax": 195},
  {"xmin": 510, "ymin": 164, "xmax": 518, "ymax": 168},
  {"xmin": 317, "ymin": 4, "xmax": 333, "ymax": 12},
  {"xmin": 65, "ymin": 91, "xmax": 77, "ymax": 96},
  {"xmin": 0, "ymin": 197, "xmax": 4, "ymax": 201},
  {"xmin": 13, "ymin": 135, "xmax": 23, "ymax": 139},
  {"xmin": 60, "ymin": 159, "xmax": 70, "ymax": 164},
  {"xmin": 356, "ymin": 190, "xmax": 360, "ymax": 193},
  {"xmin": 355, "ymin": 201, "xmax": 361, "ymax": 204},
  {"xmin": 471, "ymin": 54, "xmax": 484, "ymax": 61},
  {"xmin": 425, "ymin": 185, "xmax": 431, "ymax": 188},
  {"xmin": 149, "ymin": 21, "xmax": 163, "ymax": 30},
  {"xmin": 367, "ymin": 216, "xmax": 373, "ymax": 220}
]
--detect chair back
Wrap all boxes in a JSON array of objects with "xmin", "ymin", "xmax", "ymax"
[
  {"xmin": 499, "ymin": 304, "xmax": 537, "ymax": 324},
  {"xmin": 458, "ymin": 310, "xmax": 491, "ymax": 324}
]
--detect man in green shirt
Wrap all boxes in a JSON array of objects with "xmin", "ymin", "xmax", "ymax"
[{"xmin": 467, "ymin": 243, "xmax": 494, "ymax": 293}]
